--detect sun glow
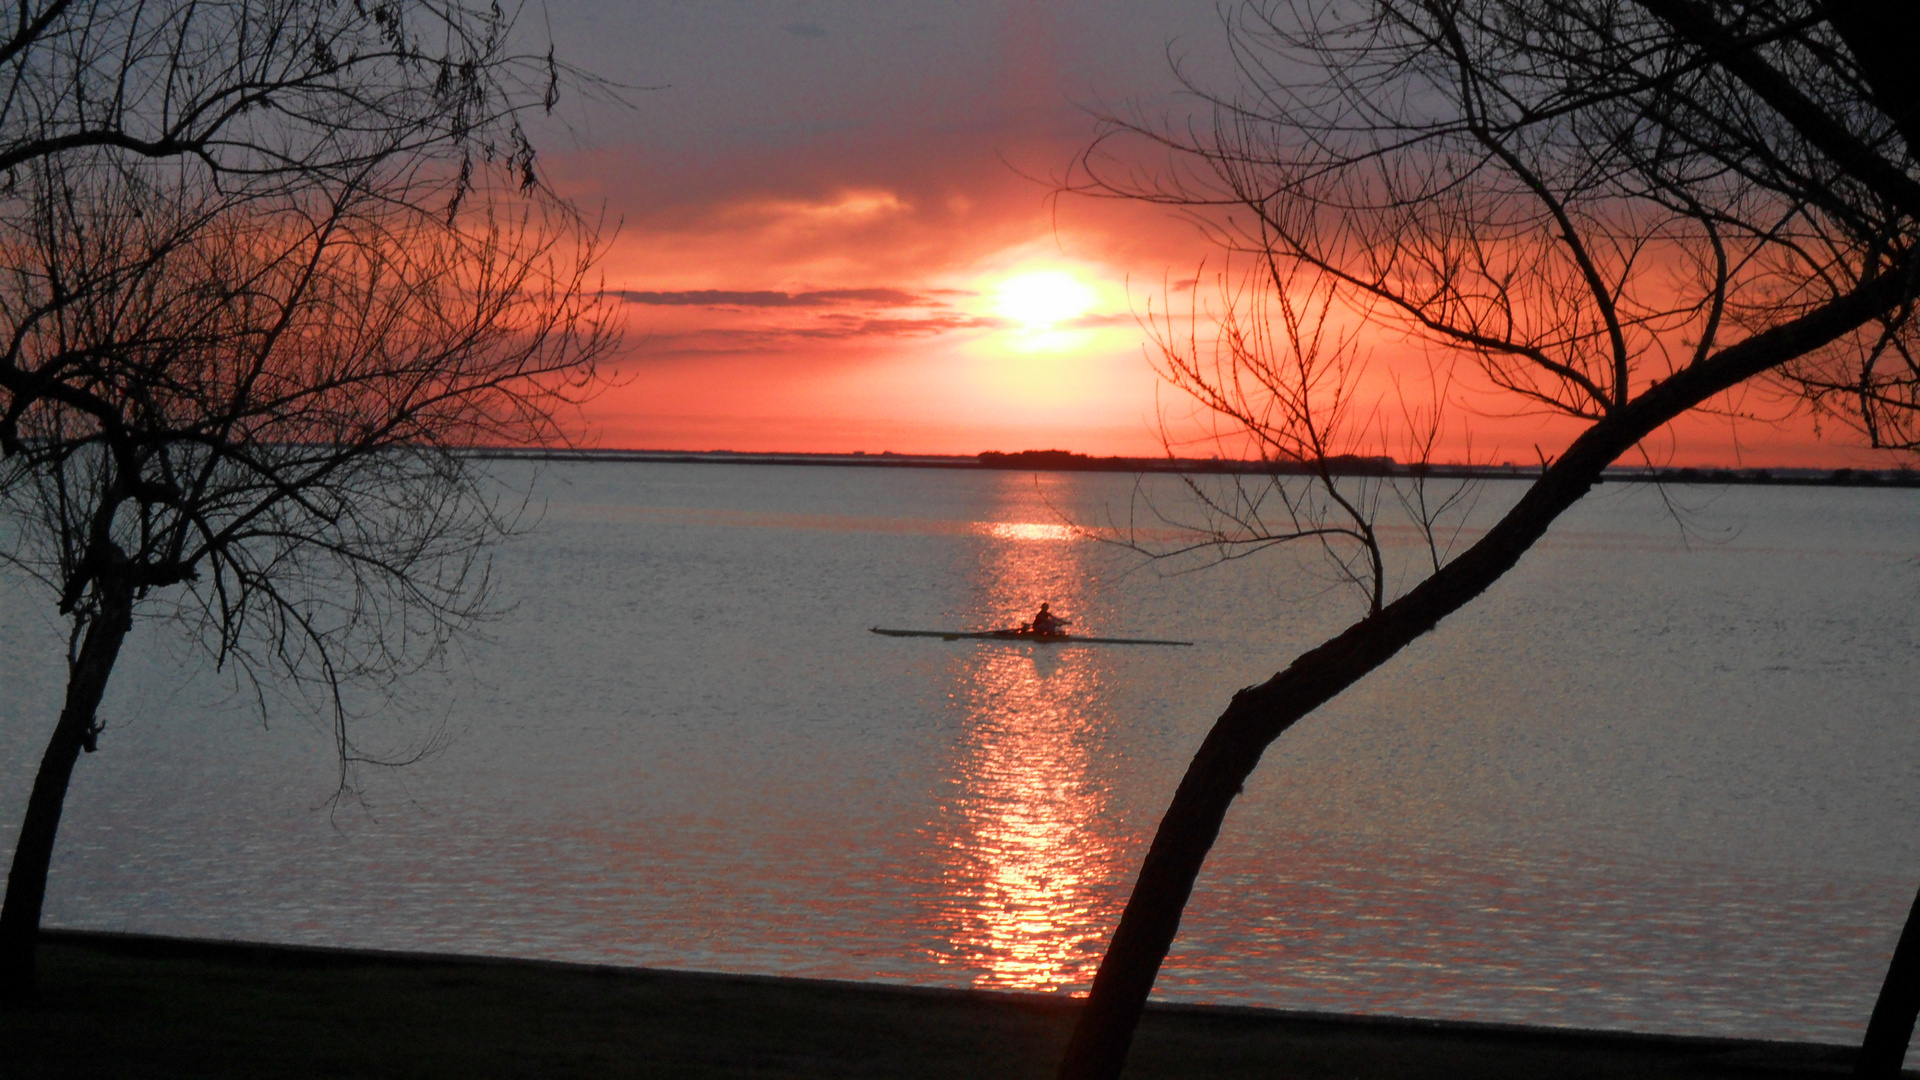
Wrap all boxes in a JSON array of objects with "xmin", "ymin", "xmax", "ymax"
[{"xmin": 994, "ymin": 270, "xmax": 1098, "ymax": 331}]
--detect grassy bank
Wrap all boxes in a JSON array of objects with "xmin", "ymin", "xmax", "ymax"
[{"xmin": 1, "ymin": 930, "xmax": 1878, "ymax": 1078}]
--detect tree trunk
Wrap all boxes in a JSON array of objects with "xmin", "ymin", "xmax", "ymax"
[
  {"xmin": 1056, "ymin": 462, "xmax": 1609, "ymax": 1080},
  {"xmin": 0, "ymin": 584, "xmax": 133, "ymax": 1005},
  {"xmin": 1855, "ymin": 881, "xmax": 1920, "ymax": 1079},
  {"xmin": 1053, "ymin": 271, "xmax": 1912, "ymax": 1080}
]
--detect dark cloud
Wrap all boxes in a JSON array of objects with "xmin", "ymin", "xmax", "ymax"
[
  {"xmin": 624, "ymin": 313, "xmax": 999, "ymax": 358},
  {"xmin": 609, "ymin": 288, "xmax": 936, "ymax": 308},
  {"xmin": 781, "ymin": 22, "xmax": 828, "ymax": 38},
  {"xmin": 808, "ymin": 288, "xmax": 937, "ymax": 306},
  {"xmin": 793, "ymin": 314, "xmax": 996, "ymax": 338}
]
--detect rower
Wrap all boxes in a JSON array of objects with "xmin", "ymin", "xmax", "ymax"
[{"xmin": 1030, "ymin": 603, "xmax": 1067, "ymax": 635}]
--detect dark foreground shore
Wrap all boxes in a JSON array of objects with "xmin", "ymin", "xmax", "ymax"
[{"xmin": 3, "ymin": 930, "xmax": 1892, "ymax": 1078}]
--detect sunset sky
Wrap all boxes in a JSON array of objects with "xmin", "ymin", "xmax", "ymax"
[{"xmin": 536, "ymin": 3, "xmax": 1886, "ymax": 468}]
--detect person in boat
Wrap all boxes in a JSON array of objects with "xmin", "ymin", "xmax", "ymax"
[{"xmin": 1029, "ymin": 603, "xmax": 1068, "ymax": 635}]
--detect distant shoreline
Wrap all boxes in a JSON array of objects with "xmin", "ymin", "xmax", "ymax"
[{"xmin": 466, "ymin": 447, "xmax": 1920, "ymax": 488}]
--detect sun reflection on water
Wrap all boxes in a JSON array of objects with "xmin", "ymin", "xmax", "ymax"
[
  {"xmin": 933, "ymin": 649, "xmax": 1116, "ymax": 991},
  {"xmin": 978, "ymin": 521, "xmax": 1078, "ymax": 542},
  {"xmin": 923, "ymin": 487, "xmax": 1129, "ymax": 993}
]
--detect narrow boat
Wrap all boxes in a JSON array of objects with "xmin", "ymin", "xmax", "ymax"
[{"xmin": 869, "ymin": 627, "xmax": 1193, "ymax": 647}]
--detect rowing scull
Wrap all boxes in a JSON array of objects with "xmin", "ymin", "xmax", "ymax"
[{"xmin": 869, "ymin": 627, "xmax": 1193, "ymax": 647}]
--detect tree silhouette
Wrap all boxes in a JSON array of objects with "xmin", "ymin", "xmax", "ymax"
[
  {"xmin": 1057, "ymin": 2, "xmax": 1920, "ymax": 1077},
  {"xmin": 0, "ymin": 0, "xmax": 612, "ymax": 1001}
]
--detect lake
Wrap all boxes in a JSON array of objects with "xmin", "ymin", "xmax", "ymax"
[{"xmin": 2, "ymin": 461, "xmax": 1918, "ymax": 1048}]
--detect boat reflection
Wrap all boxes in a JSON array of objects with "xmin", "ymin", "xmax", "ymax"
[{"xmin": 924, "ymin": 480, "xmax": 1129, "ymax": 993}]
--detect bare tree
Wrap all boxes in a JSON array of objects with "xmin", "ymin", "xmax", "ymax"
[
  {"xmin": 0, "ymin": 2, "xmax": 564, "ymax": 183},
  {"xmin": 1056, "ymin": 2, "xmax": 1920, "ymax": 1078},
  {"xmin": 1115, "ymin": 264, "xmax": 1484, "ymax": 616},
  {"xmin": 0, "ymin": 0, "xmax": 612, "ymax": 1002},
  {"xmin": 0, "ymin": 1, "xmax": 594, "ymax": 437}
]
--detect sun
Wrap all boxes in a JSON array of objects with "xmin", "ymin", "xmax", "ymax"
[{"xmin": 994, "ymin": 270, "xmax": 1098, "ymax": 331}]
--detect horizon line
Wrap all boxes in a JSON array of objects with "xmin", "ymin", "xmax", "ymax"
[{"xmin": 461, "ymin": 447, "xmax": 1919, "ymax": 485}]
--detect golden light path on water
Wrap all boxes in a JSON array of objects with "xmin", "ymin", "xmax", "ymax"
[
  {"xmin": 978, "ymin": 521, "xmax": 1079, "ymax": 543},
  {"xmin": 925, "ymin": 485, "xmax": 1127, "ymax": 993}
]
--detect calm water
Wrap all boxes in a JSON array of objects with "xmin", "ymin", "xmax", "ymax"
[{"xmin": 3, "ymin": 462, "xmax": 1919, "ymax": 1048}]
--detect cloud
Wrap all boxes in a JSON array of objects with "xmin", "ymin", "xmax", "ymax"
[
  {"xmin": 609, "ymin": 287, "xmax": 939, "ymax": 308},
  {"xmin": 719, "ymin": 190, "xmax": 910, "ymax": 230},
  {"xmin": 782, "ymin": 22, "xmax": 828, "ymax": 38},
  {"xmin": 631, "ymin": 313, "xmax": 999, "ymax": 354},
  {"xmin": 794, "ymin": 314, "xmax": 996, "ymax": 338},
  {"xmin": 1064, "ymin": 312, "xmax": 1134, "ymax": 328}
]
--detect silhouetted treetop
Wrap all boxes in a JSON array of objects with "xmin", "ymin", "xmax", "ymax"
[
  {"xmin": 0, "ymin": 1, "xmax": 585, "ymax": 190},
  {"xmin": 1074, "ymin": 0, "xmax": 1920, "ymax": 448}
]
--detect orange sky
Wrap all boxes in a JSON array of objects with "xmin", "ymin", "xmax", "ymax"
[{"xmin": 533, "ymin": 4, "xmax": 1899, "ymax": 469}]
